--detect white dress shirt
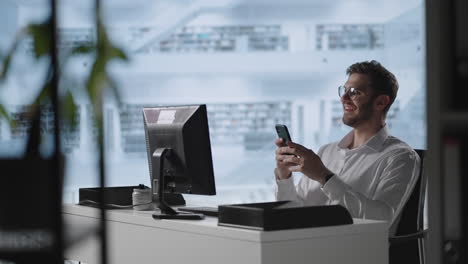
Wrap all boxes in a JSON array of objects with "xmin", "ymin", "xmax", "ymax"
[{"xmin": 275, "ymin": 126, "xmax": 420, "ymax": 234}]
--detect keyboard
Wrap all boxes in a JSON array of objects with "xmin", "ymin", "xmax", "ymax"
[{"xmin": 177, "ymin": 206, "xmax": 219, "ymax": 217}]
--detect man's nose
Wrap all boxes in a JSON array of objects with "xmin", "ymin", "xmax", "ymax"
[{"xmin": 340, "ymin": 92, "xmax": 351, "ymax": 102}]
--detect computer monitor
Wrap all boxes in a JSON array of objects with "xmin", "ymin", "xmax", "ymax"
[{"xmin": 143, "ymin": 104, "xmax": 216, "ymax": 219}]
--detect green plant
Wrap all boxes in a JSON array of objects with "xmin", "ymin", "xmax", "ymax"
[
  {"xmin": 0, "ymin": 21, "xmax": 54, "ymax": 126},
  {"xmin": 0, "ymin": 14, "xmax": 128, "ymax": 145},
  {"xmin": 0, "ymin": 2, "xmax": 128, "ymax": 262}
]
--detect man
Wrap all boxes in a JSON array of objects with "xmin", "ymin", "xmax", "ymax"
[{"xmin": 275, "ymin": 60, "xmax": 420, "ymax": 233}]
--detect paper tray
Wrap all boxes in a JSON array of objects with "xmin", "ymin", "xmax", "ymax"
[
  {"xmin": 218, "ymin": 201, "xmax": 353, "ymax": 231},
  {"xmin": 78, "ymin": 185, "xmax": 185, "ymax": 208}
]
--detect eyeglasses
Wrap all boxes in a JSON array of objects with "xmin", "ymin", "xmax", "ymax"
[{"xmin": 338, "ymin": 86, "xmax": 365, "ymax": 99}]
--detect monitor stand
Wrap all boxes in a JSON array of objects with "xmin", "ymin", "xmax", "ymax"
[{"xmin": 151, "ymin": 148, "xmax": 204, "ymax": 220}]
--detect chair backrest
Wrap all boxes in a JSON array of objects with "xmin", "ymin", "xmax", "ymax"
[{"xmin": 394, "ymin": 149, "xmax": 426, "ymax": 235}]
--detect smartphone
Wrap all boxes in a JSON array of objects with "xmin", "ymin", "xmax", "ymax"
[{"xmin": 275, "ymin": 124, "xmax": 292, "ymax": 147}]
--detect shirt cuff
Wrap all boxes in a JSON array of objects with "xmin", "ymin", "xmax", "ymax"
[
  {"xmin": 276, "ymin": 174, "xmax": 295, "ymax": 185},
  {"xmin": 320, "ymin": 174, "xmax": 349, "ymax": 200},
  {"xmin": 275, "ymin": 170, "xmax": 296, "ymax": 200}
]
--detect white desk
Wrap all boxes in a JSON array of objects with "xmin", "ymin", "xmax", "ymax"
[{"xmin": 63, "ymin": 204, "xmax": 388, "ymax": 264}]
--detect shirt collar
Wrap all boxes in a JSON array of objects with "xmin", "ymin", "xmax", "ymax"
[{"xmin": 337, "ymin": 125, "xmax": 390, "ymax": 151}]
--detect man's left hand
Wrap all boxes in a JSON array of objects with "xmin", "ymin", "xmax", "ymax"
[{"xmin": 279, "ymin": 141, "xmax": 333, "ymax": 185}]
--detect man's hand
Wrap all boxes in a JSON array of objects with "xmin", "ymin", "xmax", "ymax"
[
  {"xmin": 275, "ymin": 140, "xmax": 332, "ymax": 185},
  {"xmin": 274, "ymin": 138, "xmax": 296, "ymax": 180}
]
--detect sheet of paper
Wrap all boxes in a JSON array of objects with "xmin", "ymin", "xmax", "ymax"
[{"xmin": 157, "ymin": 110, "xmax": 176, "ymax": 124}]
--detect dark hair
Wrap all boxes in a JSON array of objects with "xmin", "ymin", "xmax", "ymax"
[{"xmin": 346, "ymin": 60, "xmax": 398, "ymax": 113}]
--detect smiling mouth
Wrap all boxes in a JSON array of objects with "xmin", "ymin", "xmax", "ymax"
[{"xmin": 343, "ymin": 104, "xmax": 356, "ymax": 112}]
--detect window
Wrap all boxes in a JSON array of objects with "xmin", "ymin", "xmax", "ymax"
[{"xmin": 0, "ymin": 0, "xmax": 426, "ymax": 206}]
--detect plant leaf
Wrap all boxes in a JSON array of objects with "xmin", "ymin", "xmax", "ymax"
[
  {"xmin": 0, "ymin": 29, "xmax": 27, "ymax": 82},
  {"xmin": 109, "ymin": 46, "xmax": 128, "ymax": 61},
  {"xmin": 71, "ymin": 45, "xmax": 96, "ymax": 55},
  {"xmin": 62, "ymin": 91, "xmax": 78, "ymax": 129},
  {"xmin": 27, "ymin": 21, "xmax": 51, "ymax": 59},
  {"xmin": 0, "ymin": 103, "xmax": 12, "ymax": 124},
  {"xmin": 0, "ymin": 52, "xmax": 14, "ymax": 82},
  {"xmin": 96, "ymin": 20, "xmax": 128, "ymax": 61},
  {"xmin": 86, "ymin": 59, "xmax": 106, "ymax": 117}
]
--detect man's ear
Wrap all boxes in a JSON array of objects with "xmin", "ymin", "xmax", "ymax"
[{"xmin": 374, "ymin": 95, "xmax": 390, "ymax": 111}]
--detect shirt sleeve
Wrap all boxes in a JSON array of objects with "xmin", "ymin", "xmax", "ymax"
[
  {"xmin": 275, "ymin": 145, "xmax": 328, "ymax": 204},
  {"xmin": 275, "ymin": 172, "xmax": 299, "ymax": 201},
  {"xmin": 320, "ymin": 149, "xmax": 420, "ymax": 225}
]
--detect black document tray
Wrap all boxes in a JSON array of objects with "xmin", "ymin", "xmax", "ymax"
[
  {"xmin": 78, "ymin": 185, "xmax": 185, "ymax": 208},
  {"xmin": 218, "ymin": 201, "xmax": 353, "ymax": 231},
  {"xmin": 79, "ymin": 186, "xmax": 138, "ymax": 207}
]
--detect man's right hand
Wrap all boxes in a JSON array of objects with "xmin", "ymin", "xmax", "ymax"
[{"xmin": 274, "ymin": 138, "xmax": 294, "ymax": 180}]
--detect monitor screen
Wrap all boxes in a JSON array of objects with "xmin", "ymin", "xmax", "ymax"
[{"xmin": 143, "ymin": 104, "xmax": 216, "ymax": 218}]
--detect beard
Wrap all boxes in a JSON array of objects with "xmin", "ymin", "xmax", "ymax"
[{"xmin": 342, "ymin": 98, "xmax": 374, "ymax": 127}]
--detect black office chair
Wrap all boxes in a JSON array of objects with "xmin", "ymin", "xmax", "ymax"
[{"xmin": 389, "ymin": 149, "xmax": 427, "ymax": 264}]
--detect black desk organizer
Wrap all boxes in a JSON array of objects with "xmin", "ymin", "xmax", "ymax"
[
  {"xmin": 78, "ymin": 185, "xmax": 185, "ymax": 208},
  {"xmin": 218, "ymin": 201, "xmax": 353, "ymax": 231}
]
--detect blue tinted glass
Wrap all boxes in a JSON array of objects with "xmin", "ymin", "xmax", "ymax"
[{"xmin": 0, "ymin": 1, "xmax": 426, "ymax": 206}]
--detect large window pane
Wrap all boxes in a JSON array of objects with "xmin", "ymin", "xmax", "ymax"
[{"xmin": 0, "ymin": 0, "xmax": 426, "ymax": 206}]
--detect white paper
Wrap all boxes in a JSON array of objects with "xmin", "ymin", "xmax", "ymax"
[{"xmin": 157, "ymin": 110, "xmax": 176, "ymax": 124}]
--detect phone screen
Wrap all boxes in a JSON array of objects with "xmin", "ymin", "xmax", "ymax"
[{"xmin": 275, "ymin": 124, "xmax": 292, "ymax": 146}]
